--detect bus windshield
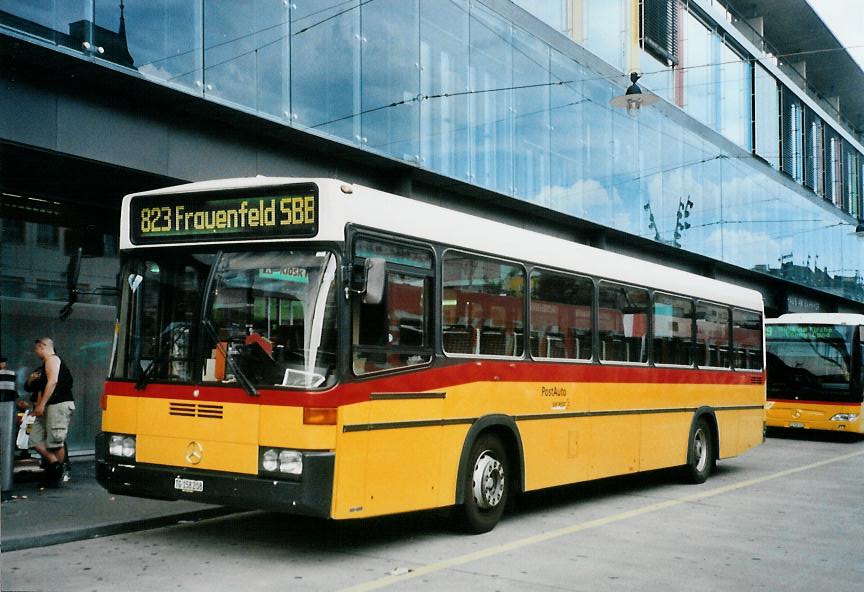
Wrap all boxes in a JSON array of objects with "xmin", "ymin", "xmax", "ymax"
[
  {"xmin": 765, "ymin": 324, "xmax": 855, "ymax": 401},
  {"xmin": 113, "ymin": 249, "xmax": 339, "ymax": 390}
]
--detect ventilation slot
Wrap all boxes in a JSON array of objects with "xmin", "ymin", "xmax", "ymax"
[
  {"xmin": 750, "ymin": 376, "xmax": 765, "ymax": 385},
  {"xmin": 169, "ymin": 402, "xmax": 224, "ymax": 419}
]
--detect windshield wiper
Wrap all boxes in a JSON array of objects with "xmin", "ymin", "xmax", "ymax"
[{"xmin": 202, "ymin": 319, "xmax": 258, "ymax": 397}]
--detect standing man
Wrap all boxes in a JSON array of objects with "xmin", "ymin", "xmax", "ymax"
[{"xmin": 26, "ymin": 338, "xmax": 75, "ymax": 487}]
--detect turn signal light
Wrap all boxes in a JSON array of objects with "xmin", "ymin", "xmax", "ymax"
[{"xmin": 303, "ymin": 407, "xmax": 337, "ymax": 425}]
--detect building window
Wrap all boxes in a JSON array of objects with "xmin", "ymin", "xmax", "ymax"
[
  {"xmin": 754, "ymin": 64, "xmax": 780, "ymax": 169},
  {"xmin": 641, "ymin": 0, "xmax": 679, "ymax": 66},
  {"xmin": 803, "ymin": 108, "xmax": 824, "ymax": 195},
  {"xmin": 36, "ymin": 223, "xmax": 59, "ymax": 248},
  {"xmin": 1, "ymin": 218, "xmax": 26, "ymax": 244},
  {"xmin": 781, "ymin": 88, "xmax": 803, "ymax": 182}
]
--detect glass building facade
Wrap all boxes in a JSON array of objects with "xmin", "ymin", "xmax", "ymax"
[{"xmin": 2, "ymin": 0, "xmax": 864, "ymax": 449}]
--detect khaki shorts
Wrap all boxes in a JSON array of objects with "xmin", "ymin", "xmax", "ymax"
[{"xmin": 29, "ymin": 401, "xmax": 75, "ymax": 449}]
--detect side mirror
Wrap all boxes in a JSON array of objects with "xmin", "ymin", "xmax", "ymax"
[{"xmin": 364, "ymin": 258, "xmax": 387, "ymax": 305}]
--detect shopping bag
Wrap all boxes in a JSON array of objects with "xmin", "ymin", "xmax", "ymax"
[{"xmin": 16, "ymin": 409, "xmax": 35, "ymax": 449}]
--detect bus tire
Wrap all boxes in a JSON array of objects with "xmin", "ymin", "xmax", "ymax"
[
  {"xmin": 683, "ymin": 417, "xmax": 715, "ymax": 484},
  {"xmin": 456, "ymin": 434, "xmax": 509, "ymax": 534}
]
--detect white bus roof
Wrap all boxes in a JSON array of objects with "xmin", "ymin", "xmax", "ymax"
[
  {"xmin": 121, "ymin": 177, "xmax": 764, "ymax": 312},
  {"xmin": 767, "ymin": 313, "xmax": 864, "ymax": 325}
]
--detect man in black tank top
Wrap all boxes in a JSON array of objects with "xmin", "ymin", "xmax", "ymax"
[{"xmin": 27, "ymin": 337, "xmax": 75, "ymax": 487}]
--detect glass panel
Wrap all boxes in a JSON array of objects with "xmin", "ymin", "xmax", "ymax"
[
  {"xmin": 754, "ymin": 64, "xmax": 779, "ymax": 168},
  {"xmin": 512, "ymin": 0, "xmax": 568, "ymax": 33},
  {"xmin": 2, "ymin": 205, "xmax": 120, "ymax": 454},
  {"xmin": 420, "ymin": 0, "xmax": 470, "ymax": 181},
  {"xmin": 469, "ymin": 4, "xmax": 513, "ymax": 195},
  {"xmin": 115, "ymin": 255, "xmax": 212, "ymax": 382},
  {"xmin": 598, "ymin": 281, "xmax": 649, "ymax": 363},
  {"xmin": 291, "ymin": 0, "xmax": 359, "ymax": 142},
  {"xmin": 203, "ymin": 251, "xmax": 338, "ymax": 388},
  {"xmin": 0, "ymin": 0, "xmax": 89, "ymax": 51},
  {"xmin": 529, "ymin": 270, "xmax": 593, "ymax": 360},
  {"xmin": 845, "ymin": 142, "xmax": 860, "ymax": 218},
  {"xmin": 732, "ymin": 309, "xmax": 762, "ymax": 370},
  {"xmin": 682, "ymin": 10, "xmax": 714, "ymax": 128},
  {"xmin": 353, "ymin": 272, "xmax": 431, "ymax": 374},
  {"xmin": 93, "ymin": 0, "xmax": 202, "ymax": 91},
  {"xmin": 512, "ymin": 27, "xmax": 550, "ymax": 204},
  {"xmin": 583, "ymin": 0, "xmax": 625, "ymax": 70},
  {"xmin": 354, "ymin": 237, "xmax": 432, "ymax": 268},
  {"xmin": 442, "ymin": 252, "xmax": 524, "ymax": 357},
  {"xmin": 766, "ymin": 324, "xmax": 854, "ymax": 401},
  {"xmin": 803, "ymin": 108, "xmax": 824, "ymax": 195},
  {"xmin": 361, "ymin": 0, "xmax": 419, "ymax": 161},
  {"xmin": 549, "ymin": 49, "xmax": 584, "ymax": 218},
  {"xmin": 203, "ymin": 0, "xmax": 288, "ymax": 119},
  {"xmin": 653, "ymin": 293, "xmax": 694, "ymax": 365},
  {"xmin": 719, "ymin": 43, "xmax": 749, "ymax": 149},
  {"xmin": 781, "ymin": 88, "xmax": 803, "ymax": 182},
  {"xmin": 695, "ymin": 302, "xmax": 730, "ymax": 368}
]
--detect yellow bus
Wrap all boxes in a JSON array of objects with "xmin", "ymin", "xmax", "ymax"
[
  {"xmin": 766, "ymin": 314, "xmax": 864, "ymax": 434},
  {"xmin": 97, "ymin": 177, "xmax": 765, "ymax": 533}
]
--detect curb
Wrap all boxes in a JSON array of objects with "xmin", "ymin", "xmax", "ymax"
[{"xmin": 1, "ymin": 507, "xmax": 242, "ymax": 552}]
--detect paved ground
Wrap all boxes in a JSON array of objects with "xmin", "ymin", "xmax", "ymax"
[
  {"xmin": 2, "ymin": 430, "xmax": 862, "ymax": 591},
  {"xmin": 1, "ymin": 456, "xmax": 234, "ymax": 552}
]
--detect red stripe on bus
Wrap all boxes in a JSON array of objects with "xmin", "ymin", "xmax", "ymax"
[{"xmin": 105, "ymin": 361, "xmax": 764, "ymax": 407}]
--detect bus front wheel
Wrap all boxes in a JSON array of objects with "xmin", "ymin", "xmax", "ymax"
[
  {"xmin": 683, "ymin": 417, "xmax": 715, "ymax": 484},
  {"xmin": 456, "ymin": 434, "xmax": 509, "ymax": 534}
]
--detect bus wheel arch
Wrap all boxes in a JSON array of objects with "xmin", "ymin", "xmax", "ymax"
[
  {"xmin": 453, "ymin": 416, "xmax": 524, "ymax": 533},
  {"xmin": 683, "ymin": 408, "xmax": 718, "ymax": 484}
]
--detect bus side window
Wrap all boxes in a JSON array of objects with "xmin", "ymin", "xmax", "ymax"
[
  {"xmin": 529, "ymin": 269, "xmax": 593, "ymax": 361},
  {"xmin": 695, "ymin": 302, "xmax": 730, "ymax": 368},
  {"xmin": 653, "ymin": 293, "xmax": 694, "ymax": 366},
  {"xmin": 351, "ymin": 238, "xmax": 434, "ymax": 375},
  {"xmin": 732, "ymin": 309, "xmax": 763, "ymax": 370},
  {"xmin": 442, "ymin": 251, "xmax": 525, "ymax": 358},
  {"xmin": 598, "ymin": 281, "xmax": 649, "ymax": 363}
]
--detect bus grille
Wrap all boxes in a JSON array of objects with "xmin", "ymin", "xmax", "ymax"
[
  {"xmin": 169, "ymin": 402, "xmax": 224, "ymax": 419},
  {"xmin": 750, "ymin": 376, "xmax": 764, "ymax": 385}
]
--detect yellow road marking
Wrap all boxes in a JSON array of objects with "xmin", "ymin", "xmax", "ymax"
[{"xmin": 341, "ymin": 448, "xmax": 864, "ymax": 591}]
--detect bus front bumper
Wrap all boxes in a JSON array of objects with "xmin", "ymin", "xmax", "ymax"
[{"xmin": 95, "ymin": 433, "xmax": 334, "ymax": 518}]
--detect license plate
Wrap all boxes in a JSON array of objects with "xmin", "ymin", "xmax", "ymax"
[
  {"xmin": 788, "ymin": 422, "xmax": 804, "ymax": 428},
  {"xmin": 174, "ymin": 477, "xmax": 204, "ymax": 493}
]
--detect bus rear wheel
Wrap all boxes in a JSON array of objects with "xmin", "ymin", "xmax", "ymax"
[
  {"xmin": 456, "ymin": 434, "xmax": 509, "ymax": 534},
  {"xmin": 683, "ymin": 417, "xmax": 715, "ymax": 484}
]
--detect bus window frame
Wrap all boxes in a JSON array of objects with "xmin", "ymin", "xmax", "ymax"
[
  {"xmin": 731, "ymin": 307, "xmax": 764, "ymax": 372},
  {"xmin": 693, "ymin": 299, "xmax": 733, "ymax": 371},
  {"xmin": 527, "ymin": 266, "xmax": 596, "ymax": 365},
  {"xmin": 651, "ymin": 291, "xmax": 696, "ymax": 369},
  {"xmin": 596, "ymin": 279, "xmax": 651, "ymax": 367},
  {"xmin": 440, "ymin": 248, "xmax": 528, "ymax": 361},
  {"xmin": 348, "ymin": 229, "xmax": 436, "ymax": 379}
]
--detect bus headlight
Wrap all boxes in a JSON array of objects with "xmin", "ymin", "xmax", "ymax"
[
  {"xmin": 279, "ymin": 450, "xmax": 303, "ymax": 475},
  {"xmin": 262, "ymin": 449, "xmax": 279, "ymax": 472},
  {"xmin": 108, "ymin": 434, "xmax": 136, "ymax": 459},
  {"xmin": 260, "ymin": 448, "xmax": 303, "ymax": 477},
  {"xmin": 830, "ymin": 413, "xmax": 859, "ymax": 422}
]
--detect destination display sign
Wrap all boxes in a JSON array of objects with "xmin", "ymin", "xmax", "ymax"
[{"xmin": 130, "ymin": 183, "xmax": 318, "ymax": 244}]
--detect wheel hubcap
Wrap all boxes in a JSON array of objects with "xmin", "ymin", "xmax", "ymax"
[
  {"xmin": 694, "ymin": 428, "xmax": 708, "ymax": 472},
  {"xmin": 472, "ymin": 451, "xmax": 504, "ymax": 509}
]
